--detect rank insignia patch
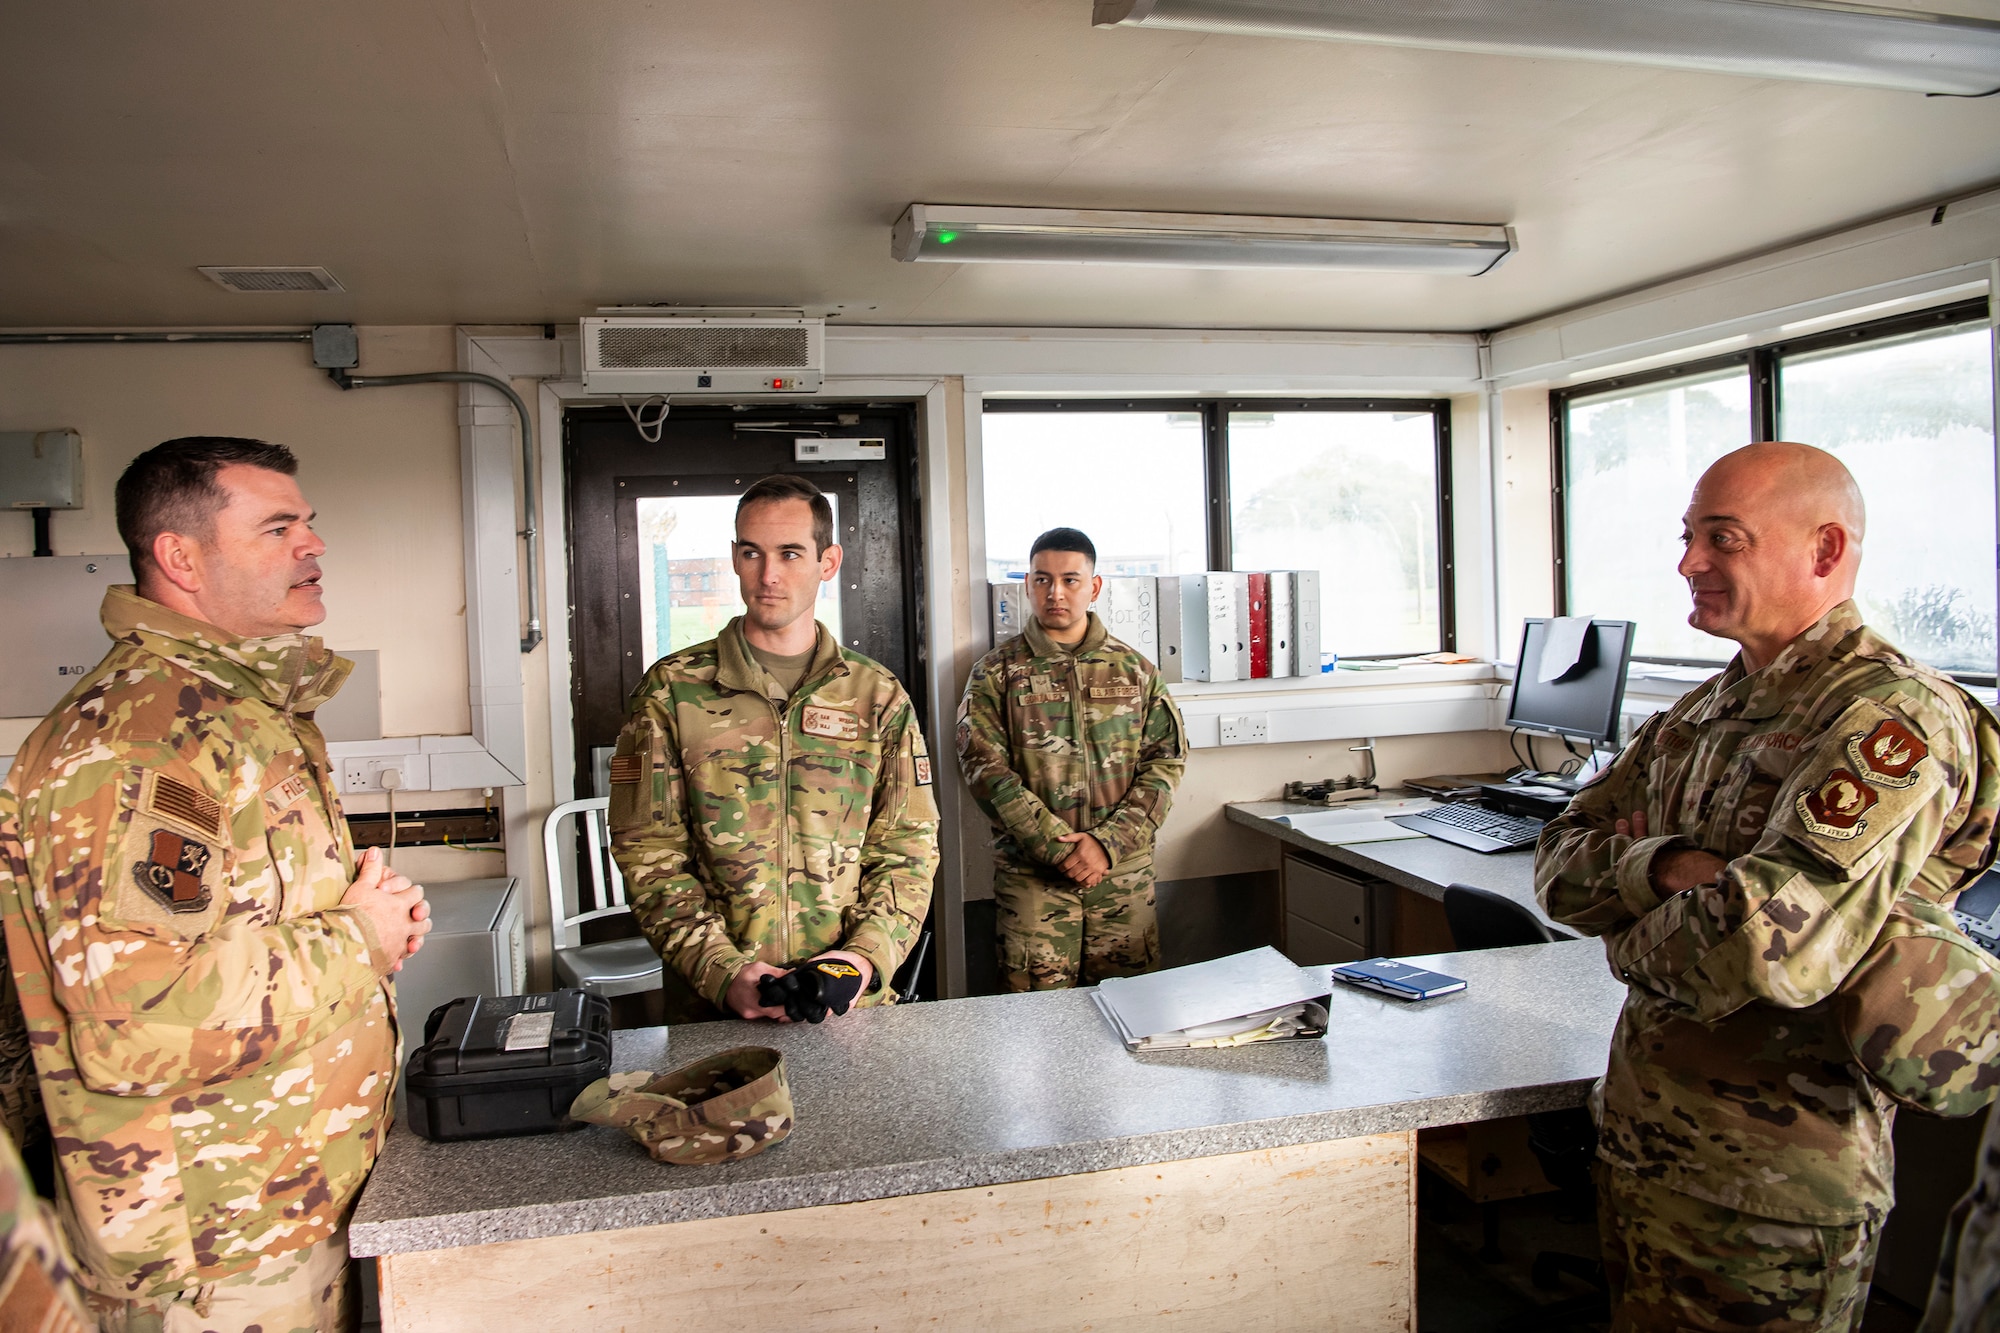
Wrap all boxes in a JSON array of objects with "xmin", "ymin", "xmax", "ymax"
[
  {"xmin": 1848, "ymin": 718, "xmax": 1928, "ymax": 790},
  {"xmin": 1796, "ymin": 768, "xmax": 1879, "ymax": 840},
  {"xmin": 136, "ymin": 829, "xmax": 213, "ymax": 912}
]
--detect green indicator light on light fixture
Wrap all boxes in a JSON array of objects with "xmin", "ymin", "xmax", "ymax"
[{"xmin": 936, "ymin": 230, "xmax": 959, "ymax": 244}]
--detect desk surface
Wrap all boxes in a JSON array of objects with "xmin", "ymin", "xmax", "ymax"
[
  {"xmin": 1225, "ymin": 799, "xmax": 1561, "ymax": 932},
  {"xmin": 351, "ymin": 939, "xmax": 1623, "ymax": 1258}
]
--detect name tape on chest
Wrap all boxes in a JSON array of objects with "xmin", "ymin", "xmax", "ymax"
[
  {"xmin": 1796, "ymin": 767, "xmax": 1880, "ymax": 840},
  {"xmin": 801, "ymin": 704, "xmax": 860, "ymax": 741},
  {"xmin": 262, "ymin": 772, "xmax": 312, "ymax": 819}
]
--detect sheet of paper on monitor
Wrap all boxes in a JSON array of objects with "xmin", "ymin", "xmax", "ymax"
[{"xmin": 1538, "ymin": 615, "xmax": 1592, "ymax": 683}]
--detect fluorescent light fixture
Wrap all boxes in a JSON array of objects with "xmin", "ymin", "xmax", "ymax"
[
  {"xmin": 891, "ymin": 205, "xmax": 1516, "ymax": 274},
  {"xmin": 1092, "ymin": 0, "xmax": 2000, "ymax": 96}
]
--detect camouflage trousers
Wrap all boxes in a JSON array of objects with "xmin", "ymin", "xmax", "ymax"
[
  {"xmin": 1598, "ymin": 1164, "xmax": 1882, "ymax": 1333},
  {"xmin": 90, "ymin": 1230, "xmax": 353, "ymax": 1333},
  {"xmin": 993, "ymin": 861, "xmax": 1159, "ymax": 991}
]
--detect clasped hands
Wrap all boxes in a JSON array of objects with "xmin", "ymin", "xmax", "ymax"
[
  {"xmin": 728, "ymin": 950, "xmax": 874, "ymax": 1022},
  {"xmin": 1614, "ymin": 809, "xmax": 1728, "ymax": 894},
  {"xmin": 341, "ymin": 846, "xmax": 433, "ymax": 973},
  {"xmin": 1055, "ymin": 830, "xmax": 1111, "ymax": 888}
]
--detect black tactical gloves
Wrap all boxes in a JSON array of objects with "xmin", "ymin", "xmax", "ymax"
[{"xmin": 756, "ymin": 956, "xmax": 867, "ymax": 1023}]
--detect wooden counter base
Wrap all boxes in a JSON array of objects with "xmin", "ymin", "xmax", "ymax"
[{"xmin": 378, "ymin": 1131, "xmax": 1416, "ymax": 1331}]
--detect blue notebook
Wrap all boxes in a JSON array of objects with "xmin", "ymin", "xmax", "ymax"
[{"xmin": 1331, "ymin": 957, "xmax": 1467, "ymax": 1002}]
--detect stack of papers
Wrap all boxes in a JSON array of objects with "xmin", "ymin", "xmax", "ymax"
[
  {"xmin": 1271, "ymin": 796, "xmax": 1437, "ymax": 845},
  {"xmin": 1093, "ymin": 947, "xmax": 1330, "ymax": 1052}
]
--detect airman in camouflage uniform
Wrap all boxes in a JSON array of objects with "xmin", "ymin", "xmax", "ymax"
[
  {"xmin": 0, "ymin": 437, "xmax": 428, "ymax": 1328},
  {"xmin": 0, "ymin": 1126, "xmax": 91, "ymax": 1333},
  {"xmin": 0, "ymin": 587, "xmax": 401, "ymax": 1315},
  {"xmin": 1921, "ymin": 1107, "xmax": 2000, "ymax": 1333},
  {"xmin": 1537, "ymin": 442, "xmax": 2000, "ymax": 1331},
  {"xmin": 958, "ymin": 531, "xmax": 1185, "ymax": 991},
  {"xmin": 609, "ymin": 618, "xmax": 939, "ymax": 1021}
]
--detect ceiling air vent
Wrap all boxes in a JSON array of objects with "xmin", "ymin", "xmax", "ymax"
[
  {"xmin": 197, "ymin": 265, "xmax": 345, "ymax": 293},
  {"xmin": 582, "ymin": 316, "xmax": 824, "ymax": 393}
]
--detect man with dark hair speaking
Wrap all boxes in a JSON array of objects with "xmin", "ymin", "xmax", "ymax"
[
  {"xmin": 958, "ymin": 527, "xmax": 1186, "ymax": 990},
  {"xmin": 609, "ymin": 474, "xmax": 939, "ymax": 1023},
  {"xmin": 0, "ymin": 436, "xmax": 431, "ymax": 1328}
]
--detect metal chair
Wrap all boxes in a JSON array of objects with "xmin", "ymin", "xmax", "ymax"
[{"xmin": 541, "ymin": 798, "xmax": 664, "ymax": 999}]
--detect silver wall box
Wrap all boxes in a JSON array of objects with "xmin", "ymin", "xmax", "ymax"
[
  {"xmin": 0, "ymin": 554, "xmax": 131, "ymax": 717},
  {"xmin": 390, "ymin": 876, "xmax": 524, "ymax": 1113},
  {"xmin": 0, "ymin": 431, "xmax": 84, "ymax": 510}
]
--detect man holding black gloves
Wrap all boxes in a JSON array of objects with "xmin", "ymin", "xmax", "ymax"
[{"xmin": 609, "ymin": 474, "xmax": 939, "ymax": 1023}]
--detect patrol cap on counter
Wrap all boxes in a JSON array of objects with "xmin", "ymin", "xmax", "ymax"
[{"xmin": 569, "ymin": 1046, "xmax": 793, "ymax": 1164}]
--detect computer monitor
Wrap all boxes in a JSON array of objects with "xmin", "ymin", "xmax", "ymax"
[{"xmin": 1506, "ymin": 618, "xmax": 1635, "ymax": 746}]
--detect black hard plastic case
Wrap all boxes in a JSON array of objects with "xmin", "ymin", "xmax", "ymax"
[{"xmin": 403, "ymin": 990, "xmax": 612, "ymax": 1142}]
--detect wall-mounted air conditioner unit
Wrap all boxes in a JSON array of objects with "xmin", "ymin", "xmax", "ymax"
[{"xmin": 581, "ymin": 315, "xmax": 825, "ymax": 394}]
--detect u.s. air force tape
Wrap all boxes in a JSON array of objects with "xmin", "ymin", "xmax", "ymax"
[{"xmin": 569, "ymin": 1046, "xmax": 792, "ymax": 1165}]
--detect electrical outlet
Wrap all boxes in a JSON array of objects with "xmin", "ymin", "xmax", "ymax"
[
  {"xmin": 338, "ymin": 755, "xmax": 430, "ymax": 793},
  {"xmin": 1218, "ymin": 713, "xmax": 1269, "ymax": 745}
]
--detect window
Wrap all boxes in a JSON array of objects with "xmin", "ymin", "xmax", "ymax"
[
  {"xmin": 1563, "ymin": 365, "xmax": 1753, "ymax": 661},
  {"xmin": 978, "ymin": 408, "xmax": 1207, "ymax": 581},
  {"xmin": 1780, "ymin": 325, "xmax": 1996, "ymax": 676},
  {"xmin": 634, "ymin": 492, "xmax": 843, "ymax": 662},
  {"xmin": 982, "ymin": 400, "xmax": 1454, "ymax": 656},
  {"xmin": 1228, "ymin": 409, "xmax": 1446, "ymax": 656},
  {"xmin": 1556, "ymin": 300, "xmax": 1995, "ymax": 678}
]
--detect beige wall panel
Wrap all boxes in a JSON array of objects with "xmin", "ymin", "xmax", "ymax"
[
  {"xmin": 0, "ymin": 327, "xmax": 469, "ymax": 742},
  {"xmin": 380, "ymin": 1132, "xmax": 1415, "ymax": 1333}
]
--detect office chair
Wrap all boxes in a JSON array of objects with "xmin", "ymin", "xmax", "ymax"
[{"xmin": 1441, "ymin": 884, "xmax": 1608, "ymax": 1332}]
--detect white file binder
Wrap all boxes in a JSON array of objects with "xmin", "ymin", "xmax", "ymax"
[{"xmin": 1097, "ymin": 576, "xmax": 1161, "ymax": 665}]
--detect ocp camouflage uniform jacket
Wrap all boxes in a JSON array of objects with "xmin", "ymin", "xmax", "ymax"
[
  {"xmin": 957, "ymin": 613, "xmax": 1187, "ymax": 875},
  {"xmin": 0, "ymin": 588, "xmax": 398, "ymax": 1299},
  {"xmin": 1536, "ymin": 600, "xmax": 2000, "ymax": 1226},
  {"xmin": 609, "ymin": 619, "xmax": 939, "ymax": 1010}
]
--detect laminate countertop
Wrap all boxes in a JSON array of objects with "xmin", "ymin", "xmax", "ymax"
[{"xmin": 350, "ymin": 938, "xmax": 1622, "ymax": 1257}]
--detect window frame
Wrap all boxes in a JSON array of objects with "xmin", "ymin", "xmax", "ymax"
[
  {"xmin": 1551, "ymin": 297, "xmax": 1994, "ymax": 680},
  {"xmin": 980, "ymin": 397, "xmax": 1457, "ymax": 656}
]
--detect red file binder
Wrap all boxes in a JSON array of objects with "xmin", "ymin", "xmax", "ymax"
[{"xmin": 1247, "ymin": 572, "xmax": 1270, "ymax": 678}]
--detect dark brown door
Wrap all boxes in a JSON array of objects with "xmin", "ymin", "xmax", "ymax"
[{"xmin": 564, "ymin": 401, "xmax": 928, "ymax": 798}]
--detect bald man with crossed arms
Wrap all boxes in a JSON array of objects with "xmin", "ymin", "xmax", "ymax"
[{"xmin": 1536, "ymin": 442, "xmax": 2000, "ymax": 1331}]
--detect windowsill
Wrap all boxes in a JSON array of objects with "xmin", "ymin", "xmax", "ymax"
[{"xmin": 1167, "ymin": 661, "xmax": 1497, "ymax": 699}]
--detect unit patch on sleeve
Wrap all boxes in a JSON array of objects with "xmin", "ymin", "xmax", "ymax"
[
  {"xmin": 914, "ymin": 755, "xmax": 933, "ymax": 787},
  {"xmin": 1848, "ymin": 717, "xmax": 1929, "ymax": 790},
  {"xmin": 802, "ymin": 705, "xmax": 861, "ymax": 741},
  {"xmin": 1796, "ymin": 768, "xmax": 1880, "ymax": 840},
  {"xmin": 135, "ymin": 829, "xmax": 214, "ymax": 913}
]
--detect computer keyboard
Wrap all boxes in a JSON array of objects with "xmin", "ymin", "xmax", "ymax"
[{"xmin": 1389, "ymin": 800, "xmax": 1546, "ymax": 853}]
